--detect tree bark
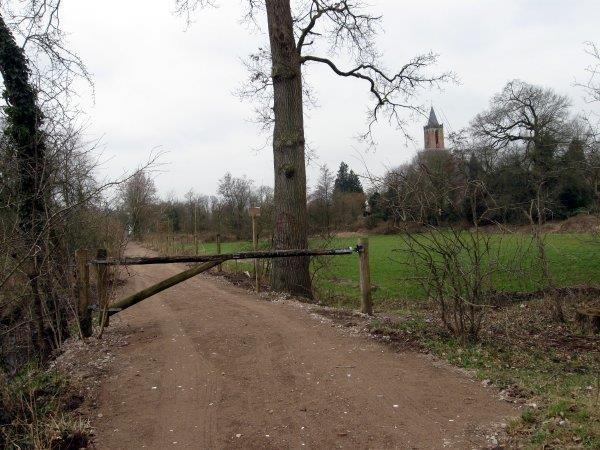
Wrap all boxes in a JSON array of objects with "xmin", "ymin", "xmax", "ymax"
[
  {"xmin": 265, "ymin": 0, "xmax": 312, "ymax": 298},
  {"xmin": 0, "ymin": 13, "xmax": 49, "ymax": 355}
]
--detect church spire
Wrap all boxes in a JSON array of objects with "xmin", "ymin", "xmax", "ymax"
[
  {"xmin": 427, "ymin": 107, "xmax": 440, "ymax": 127},
  {"xmin": 423, "ymin": 107, "xmax": 445, "ymax": 150}
]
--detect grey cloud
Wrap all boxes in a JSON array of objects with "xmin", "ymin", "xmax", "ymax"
[{"xmin": 61, "ymin": 0, "xmax": 600, "ymax": 197}]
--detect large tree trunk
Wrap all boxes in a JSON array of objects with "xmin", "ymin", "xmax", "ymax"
[
  {"xmin": 0, "ymin": 14, "xmax": 49, "ymax": 355},
  {"xmin": 265, "ymin": 0, "xmax": 312, "ymax": 298}
]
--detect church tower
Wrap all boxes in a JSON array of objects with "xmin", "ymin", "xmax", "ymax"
[{"xmin": 423, "ymin": 107, "xmax": 445, "ymax": 150}]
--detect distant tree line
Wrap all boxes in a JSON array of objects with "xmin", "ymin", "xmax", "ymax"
[
  {"xmin": 120, "ymin": 161, "xmax": 367, "ymax": 241},
  {"xmin": 308, "ymin": 162, "xmax": 365, "ymax": 234},
  {"xmin": 368, "ymin": 80, "xmax": 600, "ymax": 228},
  {"xmin": 120, "ymin": 171, "xmax": 274, "ymax": 242}
]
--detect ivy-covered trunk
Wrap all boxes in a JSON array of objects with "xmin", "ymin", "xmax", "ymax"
[
  {"xmin": 0, "ymin": 13, "xmax": 49, "ymax": 355},
  {"xmin": 265, "ymin": 0, "xmax": 312, "ymax": 298}
]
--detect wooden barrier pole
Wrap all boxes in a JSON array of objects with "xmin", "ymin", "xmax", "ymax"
[
  {"xmin": 109, "ymin": 260, "xmax": 222, "ymax": 314},
  {"xmin": 216, "ymin": 234, "xmax": 222, "ymax": 272},
  {"xmin": 96, "ymin": 249, "xmax": 109, "ymax": 328},
  {"xmin": 92, "ymin": 247, "xmax": 356, "ymax": 266},
  {"xmin": 358, "ymin": 238, "xmax": 373, "ymax": 315},
  {"xmin": 75, "ymin": 249, "xmax": 92, "ymax": 338}
]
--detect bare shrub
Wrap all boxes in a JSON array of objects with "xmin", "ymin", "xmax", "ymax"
[
  {"xmin": 401, "ymin": 223, "xmax": 501, "ymax": 341},
  {"xmin": 387, "ymin": 169, "xmax": 526, "ymax": 341}
]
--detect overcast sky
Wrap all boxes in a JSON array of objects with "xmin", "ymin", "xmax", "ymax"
[{"xmin": 61, "ymin": 0, "xmax": 600, "ymax": 198}]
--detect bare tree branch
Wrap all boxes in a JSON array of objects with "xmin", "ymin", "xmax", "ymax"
[{"xmin": 300, "ymin": 52, "xmax": 452, "ymax": 143}]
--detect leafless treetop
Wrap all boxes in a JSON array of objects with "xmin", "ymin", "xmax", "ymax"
[
  {"xmin": 0, "ymin": 0, "xmax": 91, "ymax": 122},
  {"xmin": 177, "ymin": 0, "xmax": 453, "ymax": 146}
]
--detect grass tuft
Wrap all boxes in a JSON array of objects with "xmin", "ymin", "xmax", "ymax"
[{"xmin": 0, "ymin": 364, "xmax": 92, "ymax": 449}]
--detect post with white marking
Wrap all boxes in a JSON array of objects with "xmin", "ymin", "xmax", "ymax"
[{"xmin": 358, "ymin": 238, "xmax": 373, "ymax": 315}]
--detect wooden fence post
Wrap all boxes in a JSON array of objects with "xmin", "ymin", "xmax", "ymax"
[
  {"xmin": 253, "ymin": 217, "xmax": 260, "ymax": 292},
  {"xmin": 216, "ymin": 234, "xmax": 222, "ymax": 272},
  {"xmin": 194, "ymin": 206, "xmax": 199, "ymax": 255},
  {"xmin": 249, "ymin": 206, "xmax": 261, "ymax": 293},
  {"xmin": 75, "ymin": 249, "xmax": 92, "ymax": 338},
  {"xmin": 358, "ymin": 238, "xmax": 373, "ymax": 315},
  {"xmin": 96, "ymin": 249, "xmax": 109, "ymax": 328}
]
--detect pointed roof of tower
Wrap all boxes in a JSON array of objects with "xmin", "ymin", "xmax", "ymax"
[{"xmin": 427, "ymin": 107, "xmax": 440, "ymax": 127}]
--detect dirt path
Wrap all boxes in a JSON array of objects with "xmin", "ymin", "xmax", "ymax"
[{"xmin": 93, "ymin": 243, "xmax": 514, "ymax": 449}]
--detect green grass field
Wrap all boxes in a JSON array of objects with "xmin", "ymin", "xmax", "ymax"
[
  {"xmin": 313, "ymin": 233, "xmax": 600, "ymax": 305},
  {"xmin": 160, "ymin": 233, "xmax": 600, "ymax": 306}
]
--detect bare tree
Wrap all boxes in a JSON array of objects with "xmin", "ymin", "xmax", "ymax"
[
  {"xmin": 471, "ymin": 80, "xmax": 578, "ymax": 321},
  {"xmin": 177, "ymin": 0, "xmax": 450, "ymax": 297},
  {"xmin": 252, "ymin": 184, "xmax": 275, "ymax": 240},
  {"xmin": 309, "ymin": 164, "xmax": 335, "ymax": 232},
  {"xmin": 579, "ymin": 42, "xmax": 600, "ymax": 104},
  {"xmin": 217, "ymin": 172, "xmax": 254, "ymax": 239},
  {"xmin": 578, "ymin": 43, "xmax": 600, "ymax": 209},
  {"xmin": 119, "ymin": 170, "xmax": 157, "ymax": 238},
  {"xmin": 0, "ymin": 1, "xmax": 91, "ymax": 128},
  {"xmin": 472, "ymin": 80, "xmax": 571, "ymax": 157}
]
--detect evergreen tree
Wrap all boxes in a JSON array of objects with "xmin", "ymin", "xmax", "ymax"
[
  {"xmin": 558, "ymin": 139, "xmax": 594, "ymax": 212},
  {"xmin": 367, "ymin": 191, "xmax": 389, "ymax": 221},
  {"xmin": 309, "ymin": 165, "xmax": 335, "ymax": 232},
  {"xmin": 334, "ymin": 162, "xmax": 364, "ymax": 193}
]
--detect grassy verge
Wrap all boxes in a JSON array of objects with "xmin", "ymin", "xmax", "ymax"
[
  {"xmin": 0, "ymin": 364, "xmax": 91, "ymax": 449},
  {"xmin": 367, "ymin": 298, "xmax": 600, "ymax": 448}
]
